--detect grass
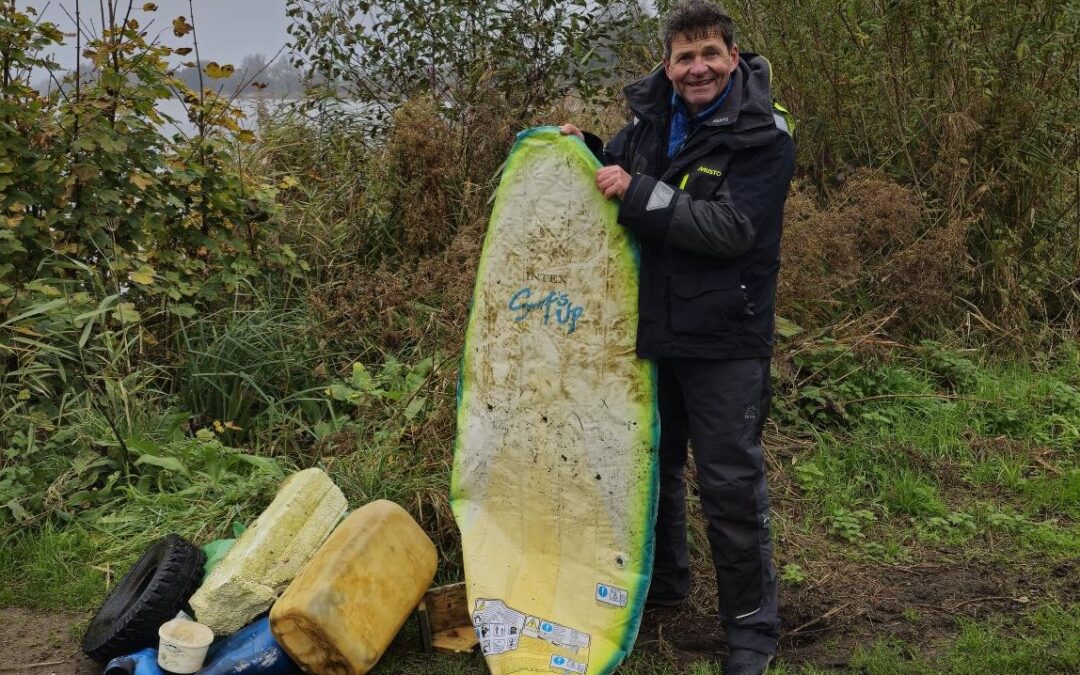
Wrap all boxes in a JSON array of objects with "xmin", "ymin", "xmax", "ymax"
[
  {"xmin": 175, "ymin": 295, "xmax": 346, "ymax": 455},
  {"xmin": 1, "ymin": 429, "xmax": 288, "ymax": 611},
  {"xmin": 786, "ymin": 343, "xmax": 1080, "ymax": 563},
  {"xmin": 844, "ymin": 605, "xmax": 1080, "ymax": 674},
  {"xmin": 882, "ymin": 469, "xmax": 947, "ymax": 518},
  {"xmin": 3, "ymin": 323, "xmax": 1078, "ymax": 672},
  {"xmin": 1022, "ymin": 468, "xmax": 1080, "ymax": 518},
  {"xmin": 0, "ymin": 523, "xmax": 106, "ymax": 610}
]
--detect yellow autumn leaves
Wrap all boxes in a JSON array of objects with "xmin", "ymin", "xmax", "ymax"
[{"xmin": 203, "ymin": 62, "xmax": 236, "ymax": 79}]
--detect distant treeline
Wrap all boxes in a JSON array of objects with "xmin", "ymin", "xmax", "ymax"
[{"xmin": 175, "ymin": 54, "xmax": 308, "ymax": 97}]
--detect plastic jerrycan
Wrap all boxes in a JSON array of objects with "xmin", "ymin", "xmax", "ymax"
[{"xmin": 270, "ymin": 499, "xmax": 438, "ymax": 674}]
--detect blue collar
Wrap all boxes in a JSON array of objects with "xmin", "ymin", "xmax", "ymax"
[
  {"xmin": 668, "ymin": 77, "xmax": 734, "ymax": 158},
  {"xmin": 671, "ymin": 77, "xmax": 734, "ymax": 120}
]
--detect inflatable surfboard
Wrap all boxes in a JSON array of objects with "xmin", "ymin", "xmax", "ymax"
[{"xmin": 452, "ymin": 127, "xmax": 659, "ymax": 675}]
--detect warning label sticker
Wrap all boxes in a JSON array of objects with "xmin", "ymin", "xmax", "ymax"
[
  {"xmin": 472, "ymin": 599, "xmax": 525, "ymax": 656},
  {"xmin": 472, "ymin": 598, "xmax": 592, "ymax": 663},
  {"xmin": 522, "ymin": 615, "xmax": 590, "ymax": 653},
  {"xmin": 595, "ymin": 582, "xmax": 629, "ymax": 608},
  {"xmin": 550, "ymin": 654, "xmax": 588, "ymax": 673}
]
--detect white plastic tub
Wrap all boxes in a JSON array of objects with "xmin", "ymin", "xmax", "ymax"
[{"xmin": 157, "ymin": 618, "xmax": 214, "ymax": 673}]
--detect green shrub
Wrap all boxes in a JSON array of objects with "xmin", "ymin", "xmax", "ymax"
[
  {"xmin": 730, "ymin": 0, "xmax": 1079, "ymax": 330},
  {"xmin": 0, "ymin": 5, "xmax": 286, "ymax": 312},
  {"xmin": 287, "ymin": 0, "xmax": 645, "ymax": 126},
  {"xmin": 1, "ymin": 4, "xmax": 300, "ymax": 434}
]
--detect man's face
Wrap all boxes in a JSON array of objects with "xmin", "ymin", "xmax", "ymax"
[{"xmin": 664, "ymin": 32, "xmax": 739, "ymax": 116}]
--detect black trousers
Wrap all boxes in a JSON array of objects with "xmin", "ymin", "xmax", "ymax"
[{"xmin": 650, "ymin": 357, "xmax": 779, "ymax": 655}]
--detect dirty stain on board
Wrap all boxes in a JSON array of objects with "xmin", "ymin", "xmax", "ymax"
[{"xmin": 451, "ymin": 127, "xmax": 659, "ymax": 675}]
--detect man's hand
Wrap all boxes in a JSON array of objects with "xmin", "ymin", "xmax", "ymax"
[
  {"xmin": 561, "ymin": 123, "xmax": 629, "ymax": 200},
  {"xmin": 597, "ymin": 165, "xmax": 631, "ymax": 200},
  {"xmin": 559, "ymin": 123, "xmax": 584, "ymax": 139}
]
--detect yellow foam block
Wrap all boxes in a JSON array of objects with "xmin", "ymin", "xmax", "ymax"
[{"xmin": 189, "ymin": 468, "xmax": 348, "ymax": 635}]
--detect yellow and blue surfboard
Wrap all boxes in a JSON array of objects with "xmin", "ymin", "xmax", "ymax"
[{"xmin": 452, "ymin": 127, "xmax": 659, "ymax": 675}]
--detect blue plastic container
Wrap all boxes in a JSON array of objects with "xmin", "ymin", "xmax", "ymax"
[
  {"xmin": 102, "ymin": 617, "xmax": 296, "ymax": 675},
  {"xmin": 200, "ymin": 617, "xmax": 297, "ymax": 675},
  {"xmin": 103, "ymin": 648, "xmax": 163, "ymax": 675}
]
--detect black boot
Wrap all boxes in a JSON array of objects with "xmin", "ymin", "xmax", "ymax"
[
  {"xmin": 724, "ymin": 648, "xmax": 773, "ymax": 675},
  {"xmin": 643, "ymin": 591, "xmax": 687, "ymax": 609}
]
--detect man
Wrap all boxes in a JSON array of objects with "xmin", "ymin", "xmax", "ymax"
[{"xmin": 562, "ymin": 1, "xmax": 794, "ymax": 673}]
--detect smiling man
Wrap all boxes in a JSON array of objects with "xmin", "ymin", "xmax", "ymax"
[{"xmin": 562, "ymin": 1, "xmax": 794, "ymax": 673}]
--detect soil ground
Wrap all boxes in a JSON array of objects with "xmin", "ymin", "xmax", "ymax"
[
  {"xmin": 5, "ymin": 553, "xmax": 1075, "ymax": 674},
  {"xmin": 0, "ymin": 609, "xmax": 97, "ymax": 675},
  {"xmin": 636, "ymin": 554, "xmax": 1078, "ymax": 671}
]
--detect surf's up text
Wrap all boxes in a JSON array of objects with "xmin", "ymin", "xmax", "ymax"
[{"xmin": 508, "ymin": 287, "xmax": 584, "ymax": 334}]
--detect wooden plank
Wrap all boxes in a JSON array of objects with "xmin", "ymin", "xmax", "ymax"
[
  {"xmin": 425, "ymin": 582, "xmax": 470, "ymax": 627},
  {"xmin": 432, "ymin": 627, "xmax": 479, "ymax": 655},
  {"xmin": 417, "ymin": 583, "xmax": 475, "ymax": 654},
  {"xmin": 416, "ymin": 600, "xmax": 434, "ymax": 652}
]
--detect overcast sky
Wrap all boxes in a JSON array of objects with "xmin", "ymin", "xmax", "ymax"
[{"xmin": 21, "ymin": 0, "xmax": 291, "ymax": 68}]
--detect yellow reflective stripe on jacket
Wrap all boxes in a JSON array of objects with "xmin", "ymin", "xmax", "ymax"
[
  {"xmin": 759, "ymin": 54, "xmax": 796, "ymax": 138},
  {"xmin": 773, "ymin": 101, "xmax": 796, "ymax": 137}
]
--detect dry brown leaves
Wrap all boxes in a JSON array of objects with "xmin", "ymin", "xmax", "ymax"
[{"xmin": 778, "ymin": 169, "xmax": 972, "ymax": 334}]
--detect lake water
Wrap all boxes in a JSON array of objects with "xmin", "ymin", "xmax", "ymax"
[
  {"xmin": 155, "ymin": 97, "xmax": 377, "ymax": 139},
  {"xmin": 155, "ymin": 97, "xmax": 293, "ymax": 138}
]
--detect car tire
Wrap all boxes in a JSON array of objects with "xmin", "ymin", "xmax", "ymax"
[{"xmin": 82, "ymin": 534, "xmax": 207, "ymax": 662}]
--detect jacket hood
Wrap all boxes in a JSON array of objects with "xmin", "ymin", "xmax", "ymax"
[{"xmin": 623, "ymin": 52, "xmax": 777, "ymax": 138}]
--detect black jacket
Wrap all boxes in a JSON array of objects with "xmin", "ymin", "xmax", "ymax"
[{"xmin": 587, "ymin": 54, "xmax": 795, "ymax": 360}]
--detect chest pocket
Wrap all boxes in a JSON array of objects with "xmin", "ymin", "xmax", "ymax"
[{"xmin": 678, "ymin": 162, "xmax": 729, "ymax": 198}]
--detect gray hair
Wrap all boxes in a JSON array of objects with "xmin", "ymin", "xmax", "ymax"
[{"xmin": 663, "ymin": 0, "xmax": 736, "ymax": 58}]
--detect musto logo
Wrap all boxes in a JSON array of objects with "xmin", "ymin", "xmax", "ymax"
[{"xmin": 508, "ymin": 287, "xmax": 584, "ymax": 335}]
